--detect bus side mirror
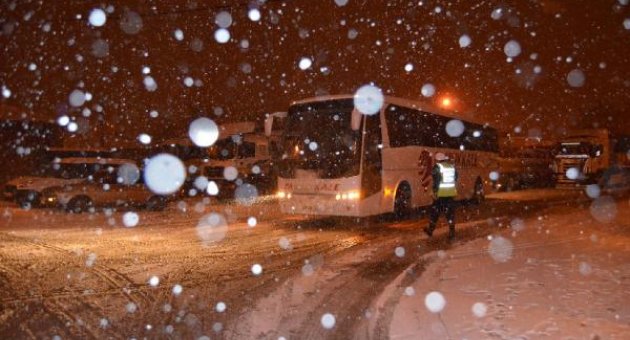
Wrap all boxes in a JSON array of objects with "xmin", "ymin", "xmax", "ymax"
[
  {"xmin": 264, "ymin": 117, "xmax": 273, "ymax": 137},
  {"xmin": 351, "ymin": 109, "xmax": 362, "ymax": 131},
  {"xmin": 265, "ymin": 111, "xmax": 287, "ymax": 137}
]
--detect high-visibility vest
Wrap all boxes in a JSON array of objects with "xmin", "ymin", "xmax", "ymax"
[{"xmin": 436, "ymin": 162, "xmax": 458, "ymax": 197}]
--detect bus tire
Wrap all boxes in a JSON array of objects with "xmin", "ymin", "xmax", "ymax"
[
  {"xmin": 393, "ymin": 183, "xmax": 412, "ymax": 219},
  {"xmin": 471, "ymin": 178, "xmax": 485, "ymax": 205},
  {"xmin": 68, "ymin": 195, "xmax": 93, "ymax": 213}
]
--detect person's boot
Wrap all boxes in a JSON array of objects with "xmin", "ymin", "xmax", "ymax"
[{"xmin": 448, "ymin": 228, "xmax": 455, "ymax": 241}]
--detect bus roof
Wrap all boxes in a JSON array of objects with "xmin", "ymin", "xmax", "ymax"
[{"xmin": 289, "ymin": 94, "xmax": 490, "ymax": 127}]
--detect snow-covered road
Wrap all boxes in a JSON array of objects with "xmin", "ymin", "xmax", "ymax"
[
  {"xmin": 0, "ymin": 189, "xmax": 627, "ymax": 339},
  {"xmin": 380, "ymin": 196, "xmax": 630, "ymax": 339}
]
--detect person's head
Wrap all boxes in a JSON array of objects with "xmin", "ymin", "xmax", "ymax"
[{"xmin": 435, "ymin": 152, "xmax": 449, "ymax": 162}]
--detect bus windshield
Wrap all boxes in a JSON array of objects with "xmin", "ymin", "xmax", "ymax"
[{"xmin": 280, "ymin": 99, "xmax": 362, "ymax": 179}]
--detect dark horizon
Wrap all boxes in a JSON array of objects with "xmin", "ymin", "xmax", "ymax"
[{"xmin": 1, "ymin": 0, "xmax": 629, "ymax": 148}]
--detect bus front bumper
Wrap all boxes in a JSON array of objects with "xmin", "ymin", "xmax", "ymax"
[{"xmin": 278, "ymin": 193, "xmax": 362, "ymax": 217}]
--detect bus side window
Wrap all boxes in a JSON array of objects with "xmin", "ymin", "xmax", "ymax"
[{"xmin": 385, "ymin": 104, "xmax": 421, "ymax": 147}]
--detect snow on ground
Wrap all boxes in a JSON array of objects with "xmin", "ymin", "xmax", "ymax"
[
  {"xmin": 380, "ymin": 196, "xmax": 630, "ymax": 339},
  {"xmin": 486, "ymin": 188, "xmax": 579, "ymax": 202},
  {"xmin": 2, "ymin": 188, "xmax": 627, "ymax": 338},
  {"xmin": 233, "ymin": 239, "xmax": 381, "ymax": 338}
]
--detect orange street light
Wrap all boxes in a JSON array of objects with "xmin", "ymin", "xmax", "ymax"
[{"xmin": 440, "ymin": 96, "xmax": 452, "ymax": 108}]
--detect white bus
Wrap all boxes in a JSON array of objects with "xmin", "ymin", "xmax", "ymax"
[{"xmin": 272, "ymin": 95, "xmax": 500, "ymax": 217}]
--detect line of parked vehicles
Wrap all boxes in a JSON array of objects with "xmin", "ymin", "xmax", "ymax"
[
  {"xmin": 2, "ymin": 119, "xmax": 285, "ymax": 213},
  {"xmin": 3, "ymin": 106, "xmax": 627, "ymax": 216},
  {"xmin": 3, "ymin": 155, "xmax": 186, "ymax": 212}
]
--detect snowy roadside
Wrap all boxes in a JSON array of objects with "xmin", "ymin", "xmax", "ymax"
[{"xmin": 377, "ymin": 194, "xmax": 630, "ymax": 339}]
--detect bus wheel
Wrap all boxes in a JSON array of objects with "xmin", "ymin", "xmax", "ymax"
[
  {"xmin": 471, "ymin": 178, "xmax": 485, "ymax": 205},
  {"xmin": 393, "ymin": 183, "xmax": 412, "ymax": 219},
  {"xmin": 68, "ymin": 196, "xmax": 93, "ymax": 213}
]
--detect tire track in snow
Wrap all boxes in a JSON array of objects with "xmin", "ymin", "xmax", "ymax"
[
  {"xmin": 0, "ymin": 248, "xmax": 102, "ymax": 339},
  {"xmin": 0, "ymin": 232, "xmax": 153, "ymax": 338},
  {"xmin": 234, "ymin": 192, "xmax": 591, "ymax": 339},
  {"xmin": 0, "ymin": 232, "xmax": 153, "ymax": 307}
]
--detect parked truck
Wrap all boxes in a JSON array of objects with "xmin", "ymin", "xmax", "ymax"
[
  {"xmin": 496, "ymin": 136, "xmax": 556, "ymax": 191},
  {"xmin": 552, "ymin": 129, "xmax": 628, "ymax": 187},
  {"xmin": 178, "ymin": 116, "xmax": 287, "ymax": 198}
]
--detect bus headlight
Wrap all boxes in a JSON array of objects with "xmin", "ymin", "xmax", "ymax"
[
  {"xmin": 347, "ymin": 190, "xmax": 360, "ymax": 200},
  {"xmin": 276, "ymin": 191, "xmax": 291, "ymax": 199},
  {"xmin": 336, "ymin": 190, "xmax": 360, "ymax": 200}
]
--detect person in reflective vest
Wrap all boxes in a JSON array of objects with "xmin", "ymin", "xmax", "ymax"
[{"xmin": 424, "ymin": 152, "xmax": 458, "ymax": 241}]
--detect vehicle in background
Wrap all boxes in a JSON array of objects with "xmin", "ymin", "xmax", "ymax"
[
  {"xmin": 608, "ymin": 135, "xmax": 630, "ymax": 170},
  {"xmin": 3, "ymin": 156, "xmax": 121, "ymax": 208},
  {"xmin": 495, "ymin": 136, "xmax": 556, "ymax": 191},
  {"xmin": 0, "ymin": 107, "xmax": 65, "ymax": 185},
  {"xmin": 190, "ymin": 133, "xmax": 279, "ymax": 197},
  {"xmin": 553, "ymin": 129, "xmax": 614, "ymax": 186},
  {"xmin": 599, "ymin": 135, "xmax": 630, "ymax": 193},
  {"xmin": 183, "ymin": 117, "xmax": 286, "ymax": 198},
  {"xmin": 264, "ymin": 111, "xmax": 288, "ymax": 139},
  {"xmin": 47, "ymin": 146, "xmax": 152, "ymax": 163},
  {"xmin": 271, "ymin": 95, "xmax": 499, "ymax": 218},
  {"xmin": 4, "ymin": 175, "xmax": 85, "ymax": 208},
  {"xmin": 40, "ymin": 158, "xmax": 172, "ymax": 212},
  {"xmin": 496, "ymin": 158, "xmax": 554, "ymax": 191},
  {"xmin": 47, "ymin": 147, "xmax": 117, "ymax": 159}
]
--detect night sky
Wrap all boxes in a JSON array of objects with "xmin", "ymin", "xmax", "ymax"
[{"xmin": 1, "ymin": 0, "xmax": 629, "ymax": 148}]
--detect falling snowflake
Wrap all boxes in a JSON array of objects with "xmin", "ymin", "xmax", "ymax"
[
  {"xmin": 421, "ymin": 83, "xmax": 436, "ymax": 97},
  {"xmin": 88, "ymin": 8, "xmax": 106, "ymax": 27},
  {"xmin": 354, "ymin": 84, "xmax": 384, "ymax": 115},
  {"xmin": 188, "ymin": 117, "xmax": 219, "ymax": 147},
  {"xmin": 251, "ymin": 263, "xmax": 263, "ymax": 275},
  {"xmin": 123, "ymin": 212, "xmax": 139, "ymax": 227},
  {"xmin": 424, "ymin": 291, "xmax": 446, "ymax": 313},
  {"xmin": 298, "ymin": 57, "xmax": 313, "ymax": 70},
  {"xmin": 321, "ymin": 313, "xmax": 336, "ymax": 329}
]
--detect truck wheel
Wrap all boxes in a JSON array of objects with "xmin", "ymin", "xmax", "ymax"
[
  {"xmin": 393, "ymin": 183, "xmax": 412, "ymax": 220},
  {"xmin": 18, "ymin": 198, "xmax": 32, "ymax": 209},
  {"xmin": 18, "ymin": 191, "xmax": 40, "ymax": 209},
  {"xmin": 68, "ymin": 196, "xmax": 93, "ymax": 213}
]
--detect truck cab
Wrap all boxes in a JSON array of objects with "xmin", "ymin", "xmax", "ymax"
[
  {"xmin": 184, "ymin": 118, "xmax": 285, "ymax": 198},
  {"xmin": 191, "ymin": 133, "xmax": 279, "ymax": 196},
  {"xmin": 553, "ymin": 129, "xmax": 610, "ymax": 186}
]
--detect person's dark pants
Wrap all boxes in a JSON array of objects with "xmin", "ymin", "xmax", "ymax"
[{"xmin": 427, "ymin": 197, "xmax": 456, "ymax": 237}]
